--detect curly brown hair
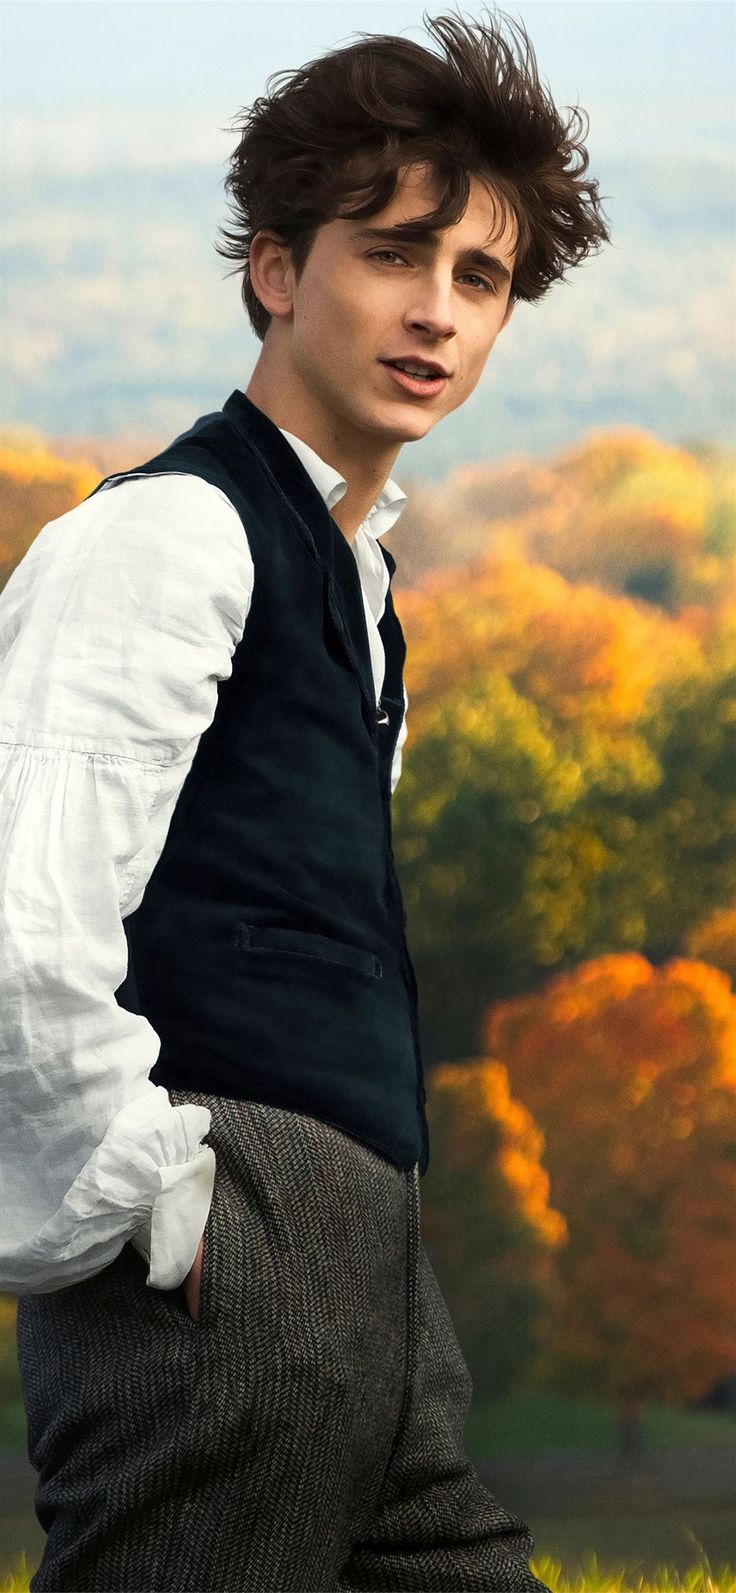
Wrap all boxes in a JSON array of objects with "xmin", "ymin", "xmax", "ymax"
[{"xmin": 214, "ymin": 6, "xmax": 612, "ymax": 343}]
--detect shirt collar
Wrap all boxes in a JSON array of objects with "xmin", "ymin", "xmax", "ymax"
[{"xmin": 277, "ymin": 427, "xmax": 407, "ymax": 542}]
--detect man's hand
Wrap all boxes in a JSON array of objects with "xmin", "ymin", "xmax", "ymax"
[{"xmin": 182, "ymin": 1233, "xmax": 205, "ymax": 1321}]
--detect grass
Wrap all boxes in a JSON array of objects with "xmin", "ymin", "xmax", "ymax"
[
  {"xmin": 3, "ymin": 1393, "xmax": 735, "ymax": 1590},
  {"xmin": 532, "ymin": 1558, "xmax": 736, "ymax": 1591},
  {"xmin": 463, "ymin": 1391, "xmax": 736, "ymax": 1459},
  {"xmin": 0, "ymin": 1407, "xmax": 26, "ymax": 1459},
  {"xmin": 3, "ymin": 1548, "xmax": 736, "ymax": 1592},
  {"xmin": 527, "ymin": 1513, "xmax": 736, "ymax": 1582}
]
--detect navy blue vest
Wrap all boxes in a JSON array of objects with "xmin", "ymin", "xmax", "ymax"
[{"xmin": 86, "ymin": 389, "xmax": 429, "ymax": 1174}]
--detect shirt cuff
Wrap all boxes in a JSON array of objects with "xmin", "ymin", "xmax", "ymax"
[{"xmin": 130, "ymin": 1142, "xmax": 216, "ymax": 1290}]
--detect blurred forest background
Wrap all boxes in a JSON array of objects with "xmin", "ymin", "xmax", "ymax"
[
  {"xmin": 1, "ymin": 1, "xmax": 734, "ymax": 1581},
  {"xmin": 1, "ymin": 424, "xmax": 734, "ymax": 1478}
]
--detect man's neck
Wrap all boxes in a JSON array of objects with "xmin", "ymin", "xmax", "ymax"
[{"xmin": 244, "ymin": 369, "xmax": 399, "ymax": 546}]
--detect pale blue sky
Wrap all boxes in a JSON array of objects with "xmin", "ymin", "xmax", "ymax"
[
  {"xmin": 2, "ymin": 1, "xmax": 734, "ymax": 167},
  {"xmin": 2, "ymin": 1, "xmax": 734, "ymax": 454}
]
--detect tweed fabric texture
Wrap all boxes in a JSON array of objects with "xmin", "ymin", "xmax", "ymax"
[{"xmin": 17, "ymin": 1089, "xmax": 549, "ymax": 1592}]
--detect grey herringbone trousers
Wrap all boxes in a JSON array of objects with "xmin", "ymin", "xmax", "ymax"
[{"xmin": 16, "ymin": 1088, "xmax": 550, "ymax": 1592}]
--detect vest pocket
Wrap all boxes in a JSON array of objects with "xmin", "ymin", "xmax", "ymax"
[{"xmin": 233, "ymin": 921, "xmax": 382, "ymax": 979}]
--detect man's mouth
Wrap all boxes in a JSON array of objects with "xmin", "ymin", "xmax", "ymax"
[{"xmin": 379, "ymin": 361, "xmax": 448, "ymax": 396}]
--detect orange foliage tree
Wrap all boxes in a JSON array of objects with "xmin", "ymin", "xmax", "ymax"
[
  {"xmin": 393, "ymin": 555, "xmax": 698, "ymax": 1053},
  {"xmin": 420, "ymin": 1059, "xmax": 567, "ymax": 1400},
  {"xmin": 393, "ymin": 548, "xmax": 735, "ymax": 1056},
  {"xmin": 0, "ymin": 439, "xmax": 99, "ymax": 589},
  {"xmin": 481, "ymin": 952, "xmax": 736, "ymax": 1451},
  {"xmin": 392, "ymin": 428, "xmax": 735, "ymax": 616},
  {"xmin": 397, "ymin": 548, "xmax": 697, "ymax": 741},
  {"xmin": 521, "ymin": 428, "xmax": 717, "ymax": 610}
]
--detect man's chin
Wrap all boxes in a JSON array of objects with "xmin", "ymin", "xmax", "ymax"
[{"xmin": 361, "ymin": 404, "xmax": 439, "ymax": 444}]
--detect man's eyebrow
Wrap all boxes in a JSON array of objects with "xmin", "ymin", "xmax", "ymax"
[{"xmin": 353, "ymin": 224, "xmax": 513, "ymax": 286}]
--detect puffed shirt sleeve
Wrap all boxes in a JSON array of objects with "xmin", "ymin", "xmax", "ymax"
[{"xmin": 0, "ymin": 472, "xmax": 254, "ymax": 1295}]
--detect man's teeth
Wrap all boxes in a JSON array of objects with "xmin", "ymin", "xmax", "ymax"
[{"xmin": 392, "ymin": 362, "xmax": 439, "ymax": 377}]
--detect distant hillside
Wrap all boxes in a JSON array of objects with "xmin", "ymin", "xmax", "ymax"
[
  {"xmin": 2, "ymin": 426, "xmax": 733, "ymax": 617},
  {"xmin": 2, "ymin": 154, "xmax": 734, "ymax": 480}
]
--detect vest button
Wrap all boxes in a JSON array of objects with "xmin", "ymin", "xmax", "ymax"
[{"xmin": 376, "ymin": 703, "xmax": 389, "ymax": 724}]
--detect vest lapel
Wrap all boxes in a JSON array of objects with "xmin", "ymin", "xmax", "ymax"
[
  {"xmin": 326, "ymin": 516, "xmax": 379, "ymax": 714},
  {"xmin": 222, "ymin": 389, "xmax": 380, "ymax": 721}
]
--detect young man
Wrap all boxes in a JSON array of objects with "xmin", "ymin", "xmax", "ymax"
[{"xmin": 2, "ymin": 9, "xmax": 610, "ymax": 1589}]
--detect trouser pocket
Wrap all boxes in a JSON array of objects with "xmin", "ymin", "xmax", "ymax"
[{"xmin": 131, "ymin": 1167, "xmax": 223, "ymax": 1333}]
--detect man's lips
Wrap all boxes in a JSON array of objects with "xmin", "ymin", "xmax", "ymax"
[
  {"xmin": 380, "ymin": 356, "xmax": 450, "ymax": 377},
  {"xmin": 379, "ymin": 361, "xmax": 448, "ymax": 397}
]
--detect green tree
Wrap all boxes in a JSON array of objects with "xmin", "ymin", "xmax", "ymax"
[{"xmin": 420, "ymin": 1059, "xmax": 566, "ymax": 1401}]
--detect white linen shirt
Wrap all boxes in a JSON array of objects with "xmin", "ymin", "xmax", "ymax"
[{"xmin": 0, "ymin": 424, "xmax": 409, "ymax": 1296}]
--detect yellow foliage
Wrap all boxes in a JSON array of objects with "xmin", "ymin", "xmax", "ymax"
[
  {"xmin": 0, "ymin": 441, "xmax": 100, "ymax": 569},
  {"xmin": 428, "ymin": 1058, "xmax": 568, "ymax": 1249},
  {"xmin": 394, "ymin": 425, "xmax": 734, "ymax": 614},
  {"xmin": 0, "ymin": 443, "xmax": 98, "ymax": 491},
  {"xmin": 399, "ymin": 549, "xmax": 699, "ymax": 746}
]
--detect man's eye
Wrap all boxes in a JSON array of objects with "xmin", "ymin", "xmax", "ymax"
[
  {"xmin": 368, "ymin": 248, "xmax": 410, "ymax": 267},
  {"xmin": 368, "ymin": 250, "xmax": 496, "ymax": 293},
  {"xmin": 464, "ymin": 273, "xmax": 497, "ymax": 294}
]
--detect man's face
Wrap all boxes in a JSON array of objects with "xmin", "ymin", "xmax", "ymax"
[{"xmin": 266, "ymin": 160, "xmax": 518, "ymax": 451}]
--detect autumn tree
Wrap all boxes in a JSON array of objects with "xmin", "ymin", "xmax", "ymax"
[
  {"xmin": 0, "ymin": 436, "xmax": 99, "ymax": 590},
  {"xmin": 420, "ymin": 1059, "xmax": 566, "ymax": 1401},
  {"xmin": 481, "ymin": 952, "xmax": 736, "ymax": 1456},
  {"xmin": 391, "ymin": 428, "xmax": 735, "ymax": 618},
  {"xmin": 393, "ymin": 552, "xmax": 735, "ymax": 1057},
  {"xmin": 521, "ymin": 429, "xmax": 719, "ymax": 611}
]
